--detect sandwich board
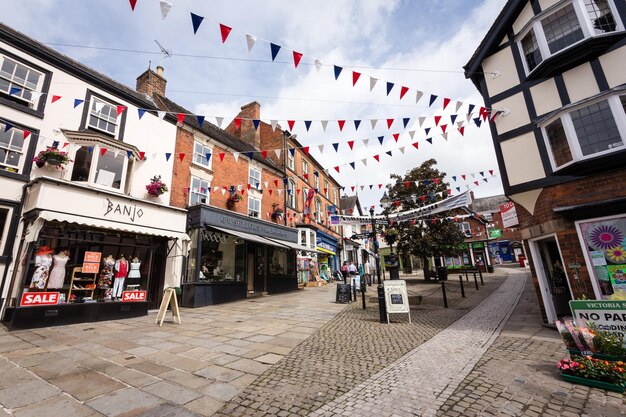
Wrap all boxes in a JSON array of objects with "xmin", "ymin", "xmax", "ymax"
[
  {"xmin": 156, "ymin": 287, "xmax": 181, "ymax": 326},
  {"xmin": 383, "ymin": 280, "xmax": 411, "ymax": 324}
]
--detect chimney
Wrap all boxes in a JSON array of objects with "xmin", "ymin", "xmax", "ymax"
[
  {"xmin": 136, "ymin": 66, "xmax": 167, "ymax": 98},
  {"xmin": 239, "ymin": 101, "xmax": 261, "ymax": 149}
]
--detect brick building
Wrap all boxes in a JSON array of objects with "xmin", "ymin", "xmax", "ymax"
[
  {"xmin": 226, "ymin": 102, "xmax": 344, "ymax": 284},
  {"xmin": 465, "ymin": 0, "xmax": 626, "ymax": 322}
]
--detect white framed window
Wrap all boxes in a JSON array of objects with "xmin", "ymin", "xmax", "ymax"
[
  {"xmin": 70, "ymin": 144, "xmax": 129, "ymax": 191},
  {"xmin": 0, "ymin": 122, "xmax": 27, "ymax": 173},
  {"xmin": 315, "ymin": 198, "xmax": 322, "ymax": 222},
  {"xmin": 324, "ymin": 180, "xmax": 329, "ymax": 197},
  {"xmin": 334, "ymin": 189, "xmax": 338, "ymax": 206},
  {"xmin": 459, "ymin": 222, "xmax": 472, "ymax": 237},
  {"xmin": 0, "ymin": 56, "xmax": 43, "ymax": 109},
  {"xmin": 517, "ymin": 0, "xmax": 622, "ymax": 75},
  {"xmin": 309, "ymin": 230, "xmax": 316, "ymax": 249},
  {"xmin": 88, "ymin": 97, "xmax": 119, "ymax": 136},
  {"xmin": 314, "ymin": 174, "xmax": 319, "ymax": 190},
  {"xmin": 302, "ymin": 160, "xmax": 309, "ymax": 177},
  {"xmin": 288, "ymin": 179, "xmax": 297, "ymax": 209},
  {"xmin": 192, "ymin": 141, "xmax": 213, "ymax": 169},
  {"xmin": 248, "ymin": 196, "xmax": 261, "ymax": 218},
  {"xmin": 542, "ymin": 94, "xmax": 626, "ymax": 170},
  {"xmin": 248, "ymin": 166, "xmax": 261, "ymax": 188},
  {"xmin": 190, "ymin": 176, "xmax": 210, "ymax": 206},
  {"xmin": 287, "ymin": 148, "xmax": 295, "ymax": 170}
]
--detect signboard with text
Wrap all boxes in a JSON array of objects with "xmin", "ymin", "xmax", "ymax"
[
  {"xmin": 83, "ymin": 251, "xmax": 102, "ymax": 275},
  {"xmin": 570, "ymin": 300, "xmax": 626, "ymax": 345},
  {"xmin": 122, "ymin": 291, "xmax": 147, "ymax": 302},
  {"xmin": 21, "ymin": 292, "xmax": 59, "ymax": 306},
  {"xmin": 83, "ymin": 252, "xmax": 101, "ymax": 263},
  {"xmin": 383, "ymin": 280, "xmax": 411, "ymax": 324},
  {"xmin": 499, "ymin": 202, "xmax": 519, "ymax": 228}
]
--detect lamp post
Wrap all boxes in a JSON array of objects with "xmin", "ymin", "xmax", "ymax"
[
  {"xmin": 380, "ymin": 192, "xmax": 399, "ymax": 280},
  {"xmin": 370, "ymin": 207, "xmax": 386, "ymax": 323}
]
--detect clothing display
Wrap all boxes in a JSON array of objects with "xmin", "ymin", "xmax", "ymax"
[
  {"xmin": 113, "ymin": 256, "xmax": 128, "ymax": 299},
  {"xmin": 98, "ymin": 255, "xmax": 115, "ymax": 289},
  {"xmin": 126, "ymin": 258, "xmax": 141, "ymax": 286},
  {"xmin": 112, "ymin": 277, "xmax": 125, "ymax": 298},
  {"xmin": 30, "ymin": 253, "xmax": 53, "ymax": 289},
  {"xmin": 47, "ymin": 252, "xmax": 70, "ymax": 289}
]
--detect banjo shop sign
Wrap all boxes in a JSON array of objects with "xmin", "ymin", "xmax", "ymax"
[{"xmin": 569, "ymin": 300, "xmax": 626, "ymax": 341}]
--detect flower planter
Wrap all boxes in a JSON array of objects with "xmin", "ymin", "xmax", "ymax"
[
  {"xmin": 560, "ymin": 372, "xmax": 625, "ymax": 393},
  {"xmin": 46, "ymin": 156, "xmax": 64, "ymax": 166},
  {"xmin": 35, "ymin": 160, "xmax": 45, "ymax": 168},
  {"xmin": 567, "ymin": 349, "xmax": 623, "ymax": 362}
]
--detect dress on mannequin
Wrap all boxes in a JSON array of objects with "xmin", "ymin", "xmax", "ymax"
[
  {"xmin": 113, "ymin": 255, "xmax": 128, "ymax": 299},
  {"xmin": 127, "ymin": 257, "xmax": 141, "ymax": 287},
  {"xmin": 48, "ymin": 251, "xmax": 70, "ymax": 289},
  {"xmin": 30, "ymin": 246, "xmax": 54, "ymax": 289}
]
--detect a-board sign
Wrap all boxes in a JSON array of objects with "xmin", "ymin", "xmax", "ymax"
[
  {"xmin": 21, "ymin": 292, "xmax": 59, "ymax": 306},
  {"xmin": 569, "ymin": 300, "xmax": 626, "ymax": 344},
  {"xmin": 336, "ymin": 283, "xmax": 351, "ymax": 303},
  {"xmin": 122, "ymin": 291, "xmax": 147, "ymax": 302},
  {"xmin": 156, "ymin": 287, "xmax": 181, "ymax": 326},
  {"xmin": 383, "ymin": 280, "xmax": 411, "ymax": 324}
]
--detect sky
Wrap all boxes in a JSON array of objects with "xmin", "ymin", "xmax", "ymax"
[{"xmin": 1, "ymin": 0, "xmax": 509, "ymax": 211}]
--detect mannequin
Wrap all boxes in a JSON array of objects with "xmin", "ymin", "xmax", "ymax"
[
  {"xmin": 113, "ymin": 255, "xmax": 128, "ymax": 299},
  {"xmin": 99, "ymin": 254, "xmax": 115, "ymax": 301},
  {"xmin": 126, "ymin": 256, "xmax": 141, "ymax": 287},
  {"xmin": 47, "ymin": 249, "xmax": 70, "ymax": 289},
  {"xmin": 30, "ymin": 246, "xmax": 54, "ymax": 289}
]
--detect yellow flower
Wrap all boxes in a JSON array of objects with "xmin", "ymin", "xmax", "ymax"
[{"xmin": 606, "ymin": 246, "xmax": 626, "ymax": 263}]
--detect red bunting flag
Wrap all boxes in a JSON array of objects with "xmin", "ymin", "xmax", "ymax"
[
  {"xmin": 411, "ymin": 219, "xmax": 415, "ymax": 225},
  {"xmin": 234, "ymin": 118, "xmax": 242, "ymax": 129},
  {"xmin": 23, "ymin": 130, "xmax": 31, "ymax": 140},
  {"xmin": 303, "ymin": 173, "xmax": 309, "ymax": 180},
  {"xmin": 458, "ymin": 126, "xmax": 465, "ymax": 136},
  {"xmin": 447, "ymin": 189, "xmax": 452, "ymax": 195},
  {"xmin": 324, "ymin": 188, "xmax": 328, "ymax": 194},
  {"xmin": 393, "ymin": 133, "xmax": 399, "ymax": 142},
  {"xmin": 337, "ymin": 120, "xmax": 345, "ymax": 131},
  {"xmin": 405, "ymin": 181, "xmax": 410, "ymax": 187},
  {"xmin": 378, "ymin": 184, "xmax": 383, "ymax": 189},
  {"xmin": 51, "ymin": 95, "xmax": 62, "ymax": 103},
  {"xmin": 287, "ymin": 120, "xmax": 295, "ymax": 131},
  {"xmin": 489, "ymin": 169, "xmax": 494, "ymax": 176},
  {"xmin": 262, "ymin": 150, "xmax": 268, "ymax": 159},
  {"xmin": 334, "ymin": 166, "xmax": 340, "ymax": 173},
  {"xmin": 177, "ymin": 113, "xmax": 185, "ymax": 124},
  {"xmin": 139, "ymin": 151, "xmax": 145, "ymax": 160},
  {"xmin": 178, "ymin": 153, "xmax": 185, "ymax": 161},
  {"xmin": 441, "ymin": 124, "xmax": 447, "ymax": 133},
  {"xmin": 297, "ymin": 189, "xmax": 301, "ymax": 195},
  {"xmin": 274, "ymin": 179, "xmax": 279, "ymax": 187},
  {"xmin": 462, "ymin": 175, "xmax": 466, "ymax": 180},
  {"xmin": 351, "ymin": 186, "xmax": 355, "ymax": 192},
  {"xmin": 386, "ymin": 119, "xmax": 394, "ymax": 129},
  {"xmin": 474, "ymin": 181, "xmax": 479, "ymax": 186},
  {"xmin": 421, "ymin": 196, "xmax": 426, "ymax": 202},
  {"xmin": 293, "ymin": 51, "xmax": 303, "ymax": 68},
  {"xmin": 219, "ymin": 24, "xmax": 232, "ymax": 43},
  {"xmin": 412, "ymin": 142, "xmax": 419, "ymax": 149},
  {"xmin": 443, "ymin": 98, "xmax": 451, "ymax": 110},
  {"xmin": 434, "ymin": 178, "xmax": 439, "ymax": 184},
  {"xmin": 352, "ymin": 71, "xmax": 361, "ymax": 86},
  {"xmin": 242, "ymin": 189, "xmax": 246, "ymax": 195},
  {"xmin": 434, "ymin": 116, "xmax": 441, "ymax": 126},
  {"xmin": 100, "ymin": 148, "xmax": 107, "ymax": 157},
  {"xmin": 269, "ymin": 190, "xmax": 273, "ymax": 195},
  {"xmin": 347, "ymin": 140, "xmax": 354, "ymax": 150},
  {"xmin": 395, "ymin": 201, "xmax": 401, "ymax": 207},
  {"xmin": 219, "ymin": 152, "xmax": 226, "ymax": 161},
  {"xmin": 116, "ymin": 105, "xmax": 126, "ymax": 116},
  {"xmin": 400, "ymin": 86, "xmax": 409, "ymax": 100},
  {"xmin": 129, "ymin": 0, "xmax": 137, "ymax": 11},
  {"xmin": 373, "ymin": 155, "xmax": 380, "ymax": 162},
  {"xmin": 302, "ymin": 146, "xmax": 309, "ymax": 155},
  {"xmin": 247, "ymin": 184, "xmax": 251, "ymax": 190}
]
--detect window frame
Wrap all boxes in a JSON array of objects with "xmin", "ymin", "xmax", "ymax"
[
  {"xmin": 189, "ymin": 176, "xmax": 210, "ymax": 206},
  {"xmin": 0, "ymin": 121, "xmax": 28, "ymax": 174},
  {"xmin": 248, "ymin": 166, "xmax": 261, "ymax": 189},
  {"xmin": 248, "ymin": 196, "xmax": 261, "ymax": 218},
  {"xmin": 287, "ymin": 148, "xmax": 295, "ymax": 170},
  {"xmin": 87, "ymin": 97, "xmax": 120, "ymax": 137},
  {"xmin": 324, "ymin": 180, "xmax": 329, "ymax": 197},
  {"xmin": 314, "ymin": 174, "xmax": 319, "ymax": 190},
  {"xmin": 516, "ymin": 0, "xmax": 623, "ymax": 76},
  {"xmin": 79, "ymin": 90, "xmax": 127, "ymax": 141},
  {"xmin": 192, "ymin": 141, "xmax": 213, "ymax": 170},
  {"xmin": 302, "ymin": 160, "xmax": 309, "ymax": 178},
  {"xmin": 0, "ymin": 55, "xmax": 44, "ymax": 110},
  {"xmin": 288, "ymin": 178, "xmax": 297, "ymax": 209},
  {"xmin": 69, "ymin": 143, "xmax": 130, "ymax": 193},
  {"xmin": 542, "ymin": 93, "xmax": 626, "ymax": 171},
  {"xmin": 0, "ymin": 205, "xmax": 13, "ymax": 257},
  {"xmin": 315, "ymin": 197, "xmax": 322, "ymax": 222}
]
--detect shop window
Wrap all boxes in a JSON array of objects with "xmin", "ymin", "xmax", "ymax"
[
  {"xmin": 287, "ymin": 148, "xmax": 295, "ymax": 170},
  {"xmin": 577, "ymin": 215, "xmax": 626, "ymax": 299},
  {"xmin": 0, "ymin": 122, "xmax": 26, "ymax": 173},
  {"xmin": 70, "ymin": 144, "xmax": 128, "ymax": 191},
  {"xmin": 299, "ymin": 229, "xmax": 307, "ymax": 247},
  {"xmin": 248, "ymin": 196, "xmax": 261, "ymax": 218},
  {"xmin": 190, "ymin": 176, "xmax": 210, "ymax": 206},
  {"xmin": 192, "ymin": 141, "xmax": 212, "ymax": 169},
  {"xmin": 542, "ymin": 94, "xmax": 626, "ymax": 170},
  {"xmin": 0, "ymin": 56, "xmax": 43, "ymax": 109},
  {"xmin": 309, "ymin": 230, "xmax": 316, "ymax": 249},
  {"xmin": 269, "ymin": 247, "xmax": 294, "ymax": 276},
  {"xmin": 248, "ymin": 167, "xmax": 261, "ymax": 189},
  {"xmin": 88, "ymin": 98, "xmax": 119, "ymax": 136},
  {"xmin": 288, "ymin": 179, "xmax": 297, "ymax": 209},
  {"xmin": 197, "ymin": 229, "xmax": 245, "ymax": 283},
  {"xmin": 517, "ymin": 0, "xmax": 623, "ymax": 75}
]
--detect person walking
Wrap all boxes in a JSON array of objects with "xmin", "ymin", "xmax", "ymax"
[
  {"xmin": 341, "ymin": 261, "xmax": 349, "ymax": 281},
  {"xmin": 364, "ymin": 260, "xmax": 372, "ymax": 286}
]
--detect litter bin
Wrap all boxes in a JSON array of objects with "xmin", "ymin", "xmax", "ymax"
[
  {"xmin": 487, "ymin": 265, "xmax": 494, "ymax": 273},
  {"xmin": 518, "ymin": 255, "xmax": 526, "ymax": 267},
  {"xmin": 436, "ymin": 266, "xmax": 448, "ymax": 281}
]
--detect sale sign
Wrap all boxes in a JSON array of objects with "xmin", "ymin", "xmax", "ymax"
[
  {"xmin": 82, "ymin": 263, "xmax": 99, "ymax": 273},
  {"xmin": 499, "ymin": 201, "xmax": 519, "ymax": 228},
  {"xmin": 122, "ymin": 291, "xmax": 147, "ymax": 302},
  {"xmin": 84, "ymin": 252, "xmax": 102, "ymax": 263},
  {"xmin": 21, "ymin": 292, "xmax": 59, "ymax": 306}
]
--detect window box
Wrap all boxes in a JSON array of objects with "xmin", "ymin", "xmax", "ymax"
[{"xmin": 560, "ymin": 372, "xmax": 625, "ymax": 393}]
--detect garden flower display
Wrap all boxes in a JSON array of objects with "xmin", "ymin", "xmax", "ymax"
[{"xmin": 145, "ymin": 175, "xmax": 168, "ymax": 197}]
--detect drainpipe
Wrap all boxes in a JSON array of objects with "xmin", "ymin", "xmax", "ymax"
[{"xmin": 282, "ymin": 131, "xmax": 287, "ymax": 226}]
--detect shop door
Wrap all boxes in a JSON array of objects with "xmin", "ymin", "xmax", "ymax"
[
  {"xmin": 246, "ymin": 244, "xmax": 266, "ymax": 293},
  {"xmin": 531, "ymin": 236, "xmax": 572, "ymax": 321}
]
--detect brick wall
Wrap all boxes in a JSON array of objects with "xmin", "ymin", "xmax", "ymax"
[
  {"xmin": 136, "ymin": 68, "xmax": 166, "ymax": 98},
  {"xmin": 169, "ymin": 127, "xmax": 193, "ymax": 209}
]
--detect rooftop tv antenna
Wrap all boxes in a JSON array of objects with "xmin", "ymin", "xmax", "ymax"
[{"xmin": 154, "ymin": 40, "xmax": 172, "ymax": 67}]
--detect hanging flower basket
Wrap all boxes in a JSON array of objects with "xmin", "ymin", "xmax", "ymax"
[
  {"xmin": 33, "ymin": 146, "xmax": 71, "ymax": 169},
  {"xmin": 271, "ymin": 207, "xmax": 284, "ymax": 221},
  {"xmin": 226, "ymin": 194, "xmax": 241, "ymax": 210},
  {"xmin": 145, "ymin": 175, "xmax": 168, "ymax": 197}
]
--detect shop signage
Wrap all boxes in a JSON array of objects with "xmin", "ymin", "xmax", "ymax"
[
  {"xmin": 351, "ymin": 233, "xmax": 373, "ymax": 240},
  {"xmin": 83, "ymin": 251, "xmax": 102, "ymax": 274},
  {"xmin": 316, "ymin": 240, "xmax": 335, "ymax": 253},
  {"xmin": 470, "ymin": 242, "xmax": 485, "ymax": 249},
  {"xmin": 383, "ymin": 280, "xmax": 411, "ymax": 324},
  {"xmin": 122, "ymin": 291, "xmax": 147, "ymax": 302},
  {"xmin": 82, "ymin": 263, "xmax": 99, "ymax": 273},
  {"xmin": 569, "ymin": 300, "xmax": 626, "ymax": 342},
  {"xmin": 84, "ymin": 252, "xmax": 101, "ymax": 263},
  {"xmin": 499, "ymin": 201, "xmax": 519, "ymax": 228},
  {"xmin": 329, "ymin": 215, "xmax": 340, "ymax": 226},
  {"xmin": 216, "ymin": 214, "xmax": 292, "ymax": 240},
  {"xmin": 104, "ymin": 198, "xmax": 144, "ymax": 222},
  {"xmin": 488, "ymin": 229, "xmax": 502, "ymax": 239},
  {"xmin": 335, "ymin": 283, "xmax": 351, "ymax": 304},
  {"xmin": 21, "ymin": 292, "xmax": 59, "ymax": 306}
]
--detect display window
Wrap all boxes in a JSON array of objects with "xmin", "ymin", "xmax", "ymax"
[
  {"xmin": 194, "ymin": 229, "xmax": 245, "ymax": 283},
  {"xmin": 20, "ymin": 222, "xmax": 160, "ymax": 305},
  {"xmin": 577, "ymin": 214, "xmax": 626, "ymax": 300},
  {"xmin": 268, "ymin": 246, "xmax": 294, "ymax": 276}
]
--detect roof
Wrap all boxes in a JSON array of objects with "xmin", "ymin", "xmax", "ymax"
[
  {"xmin": 340, "ymin": 195, "xmax": 363, "ymax": 215},
  {"xmin": 470, "ymin": 194, "xmax": 509, "ymax": 214},
  {"xmin": 154, "ymin": 95, "xmax": 282, "ymax": 172},
  {"xmin": 0, "ymin": 23, "xmax": 162, "ymax": 111},
  {"xmin": 463, "ymin": 0, "xmax": 526, "ymax": 85}
]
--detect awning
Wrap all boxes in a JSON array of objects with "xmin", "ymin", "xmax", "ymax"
[
  {"xmin": 209, "ymin": 226, "xmax": 285, "ymax": 248},
  {"xmin": 316, "ymin": 247, "xmax": 336, "ymax": 256},
  {"xmin": 265, "ymin": 237, "xmax": 323, "ymax": 253},
  {"xmin": 26, "ymin": 210, "xmax": 189, "ymax": 243}
]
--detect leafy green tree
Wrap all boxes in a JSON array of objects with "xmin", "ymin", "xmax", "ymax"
[{"xmin": 383, "ymin": 159, "xmax": 466, "ymax": 280}]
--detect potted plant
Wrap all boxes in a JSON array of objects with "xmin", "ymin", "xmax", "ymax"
[
  {"xmin": 271, "ymin": 203, "xmax": 284, "ymax": 221},
  {"xmin": 557, "ymin": 356, "xmax": 626, "ymax": 392},
  {"xmin": 145, "ymin": 175, "xmax": 168, "ymax": 197},
  {"xmin": 226, "ymin": 193, "xmax": 242, "ymax": 210},
  {"xmin": 33, "ymin": 145, "xmax": 71, "ymax": 169}
]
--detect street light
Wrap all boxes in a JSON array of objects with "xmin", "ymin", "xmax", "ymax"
[
  {"xmin": 370, "ymin": 206, "xmax": 386, "ymax": 323},
  {"xmin": 380, "ymin": 192, "xmax": 393, "ymax": 255}
]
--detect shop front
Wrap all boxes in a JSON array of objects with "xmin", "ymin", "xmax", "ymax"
[
  {"xmin": 316, "ymin": 230, "xmax": 338, "ymax": 282},
  {"xmin": 184, "ymin": 205, "xmax": 307, "ymax": 307},
  {"xmin": 4, "ymin": 177, "xmax": 188, "ymax": 330}
]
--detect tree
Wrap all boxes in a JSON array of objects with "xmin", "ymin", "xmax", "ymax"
[{"xmin": 383, "ymin": 159, "xmax": 466, "ymax": 280}]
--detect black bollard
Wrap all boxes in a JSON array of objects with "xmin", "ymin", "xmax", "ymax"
[
  {"xmin": 361, "ymin": 282, "xmax": 366, "ymax": 310},
  {"xmin": 459, "ymin": 275, "xmax": 466, "ymax": 298},
  {"xmin": 352, "ymin": 281, "xmax": 357, "ymax": 301},
  {"xmin": 465, "ymin": 270, "xmax": 469, "ymax": 282},
  {"xmin": 478, "ymin": 268, "xmax": 484, "ymax": 286},
  {"xmin": 473, "ymin": 272, "xmax": 479, "ymax": 290},
  {"xmin": 377, "ymin": 284, "xmax": 386, "ymax": 323},
  {"xmin": 441, "ymin": 279, "xmax": 448, "ymax": 308}
]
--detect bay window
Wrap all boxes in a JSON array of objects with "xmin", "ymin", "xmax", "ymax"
[
  {"xmin": 518, "ymin": 0, "xmax": 622, "ymax": 74},
  {"xmin": 70, "ymin": 144, "xmax": 129, "ymax": 191},
  {"xmin": 0, "ymin": 122, "xmax": 26, "ymax": 173},
  {"xmin": 543, "ymin": 94, "xmax": 626, "ymax": 170}
]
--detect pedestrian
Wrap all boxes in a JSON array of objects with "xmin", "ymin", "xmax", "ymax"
[
  {"xmin": 348, "ymin": 261, "xmax": 357, "ymax": 277},
  {"xmin": 364, "ymin": 260, "xmax": 372, "ymax": 286},
  {"xmin": 341, "ymin": 261, "xmax": 349, "ymax": 280}
]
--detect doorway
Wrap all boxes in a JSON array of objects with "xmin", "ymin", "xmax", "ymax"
[
  {"xmin": 246, "ymin": 244, "xmax": 266, "ymax": 294},
  {"xmin": 529, "ymin": 235, "xmax": 572, "ymax": 322}
]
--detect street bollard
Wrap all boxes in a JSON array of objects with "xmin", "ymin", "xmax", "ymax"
[
  {"xmin": 361, "ymin": 282, "xmax": 366, "ymax": 310},
  {"xmin": 473, "ymin": 272, "xmax": 479, "ymax": 290},
  {"xmin": 441, "ymin": 279, "xmax": 448, "ymax": 308},
  {"xmin": 459, "ymin": 275, "xmax": 466, "ymax": 298},
  {"xmin": 465, "ymin": 270, "xmax": 469, "ymax": 282},
  {"xmin": 478, "ymin": 268, "xmax": 484, "ymax": 286},
  {"xmin": 377, "ymin": 284, "xmax": 387, "ymax": 323}
]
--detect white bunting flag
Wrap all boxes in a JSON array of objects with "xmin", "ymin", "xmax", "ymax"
[
  {"xmin": 360, "ymin": 186, "xmax": 365, "ymax": 191},
  {"xmin": 270, "ymin": 120, "xmax": 278, "ymax": 131},
  {"xmin": 362, "ymin": 138, "xmax": 369, "ymax": 147},
  {"xmin": 314, "ymin": 59, "xmax": 324, "ymax": 72},
  {"xmin": 465, "ymin": 185, "xmax": 470, "ymax": 190},
  {"xmin": 237, "ymin": 184, "xmax": 242, "ymax": 191},
  {"xmin": 159, "ymin": 0, "xmax": 172, "ymax": 19},
  {"xmin": 455, "ymin": 101, "xmax": 463, "ymax": 112},
  {"xmin": 408, "ymin": 130, "xmax": 415, "ymax": 140},
  {"xmin": 95, "ymin": 102, "xmax": 105, "ymax": 113},
  {"xmin": 418, "ymin": 117, "xmax": 426, "ymax": 127},
  {"xmin": 361, "ymin": 159, "xmax": 367, "ymax": 167},
  {"xmin": 466, "ymin": 113, "xmax": 472, "ymax": 123},
  {"xmin": 246, "ymin": 34, "xmax": 257, "ymax": 52},
  {"xmin": 471, "ymin": 173, "xmax": 476, "ymax": 179},
  {"xmin": 213, "ymin": 186, "xmax": 219, "ymax": 192},
  {"xmin": 414, "ymin": 180, "xmax": 419, "ymax": 187},
  {"xmin": 221, "ymin": 189, "xmax": 226, "ymax": 195},
  {"xmin": 320, "ymin": 120, "xmax": 328, "ymax": 132},
  {"xmin": 114, "ymin": 150, "xmax": 120, "ymax": 158},
  {"xmin": 215, "ymin": 116, "xmax": 224, "ymax": 127},
  {"xmin": 233, "ymin": 152, "xmax": 239, "ymax": 162},
  {"xmin": 318, "ymin": 144, "xmax": 324, "ymax": 153},
  {"xmin": 398, "ymin": 146, "xmax": 405, "ymax": 154},
  {"xmin": 415, "ymin": 91, "xmax": 424, "ymax": 104},
  {"xmin": 277, "ymin": 189, "xmax": 283, "ymax": 195},
  {"xmin": 369, "ymin": 77, "xmax": 378, "ymax": 91},
  {"xmin": 370, "ymin": 119, "xmax": 378, "ymax": 130},
  {"xmin": 274, "ymin": 149, "xmax": 281, "ymax": 159},
  {"xmin": 442, "ymin": 133, "xmax": 448, "ymax": 141},
  {"xmin": 30, "ymin": 91, "xmax": 43, "ymax": 101},
  {"xmin": 264, "ymin": 181, "xmax": 269, "ymax": 189},
  {"xmin": 457, "ymin": 121, "xmax": 464, "ymax": 128}
]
